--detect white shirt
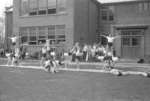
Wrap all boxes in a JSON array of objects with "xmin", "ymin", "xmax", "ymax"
[
  {"xmin": 97, "ymin": 47, "xmax": 105, "ymax": 52},
  {"xmin": 15, "ymin": 48, "xmax": 20, "ymax": 57},
  {"xmin": 106, "ymin": 37, "xmax": 115, "ymax": 43},
  {"xmin": 50, "ymin": 51, "xmax": 56, "ymax": 56},
  {"xmin": 11, "ymin": 37, "xmax": 18, "ymax": 43},
  {"xmin": 107, "ymin": 52, "xmax": 113, "ymax": 56},
  {"xmin": 83, "ymin": 46, "xmax": 88, "ymax": 52},
  {"xmin": 45, "ymin": 60, "xmax": 50, "ymax": 67},
  {"xmin": 47, "ymin": 46, "xmax": 50, "ymax": 51},
  {"xmin": 42, "ymin": 48, "xmax": 47, "ymax": 54}
]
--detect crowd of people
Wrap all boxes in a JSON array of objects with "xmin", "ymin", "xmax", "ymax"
[{"xmin": 5, "ymin": 33, "xmax": 119, "ymax": 73}]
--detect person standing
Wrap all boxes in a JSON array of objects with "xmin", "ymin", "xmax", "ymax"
[
  {"xmin": 101, "ymin": 34, "xmax": 120, "ymax": 53},
  {"xmin": 83, "ymin": 44, "xmax": 88, "ymax": 62}
]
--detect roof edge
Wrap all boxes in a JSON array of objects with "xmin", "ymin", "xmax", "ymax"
[{"xmin": 97, "ymin": 0, "xmax": 149, "ymax": 5}]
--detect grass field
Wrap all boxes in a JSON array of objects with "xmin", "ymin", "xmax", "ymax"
[{"xmin": 0, "ymin": 66, "xmax": 150, "ymax": 101}]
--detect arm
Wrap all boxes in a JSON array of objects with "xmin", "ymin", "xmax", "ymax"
[
  {"xmin": 114, "ymin": 35, "xmax": 120, "ymax": 39},
  {"xmin": 100, "ymin": 35, "xmax": 107, "ymax": 38}
]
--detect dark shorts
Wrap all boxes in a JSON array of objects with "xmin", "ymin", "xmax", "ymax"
[
  {"xmin": 96, "ymin": 51, "xmax": 104, "ymax": 56},
  {"xmin": 42, "ymin": 53, "xmax": 46, "ymax": 58},
  {"xmin": 104, "ymin": 56, "xmax": 112, "ymax": 61},
  {"xmin": 12, "ymin": 42, "xmax": 16, "ymax": 46},
  {"xmin": 108, "ymin": 42, "xmax": 113, "ymax": 47}
]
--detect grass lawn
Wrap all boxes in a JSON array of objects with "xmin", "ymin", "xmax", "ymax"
[{"xmin": 0, "ymin": 66, "xmax": 150, "ymax": 101}]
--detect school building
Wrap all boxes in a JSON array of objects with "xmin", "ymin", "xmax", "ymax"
[
  {"xmin": 4, "ymin": 6, "xmax": 13, "ymax": 50},
  {"xmin": 97, "ymin": 0, "xmax": 150, "ymax": 59},
  {"xmin": 13, "ymin": 0, "xmax": 99, "ymax": 53},
  {"xmin": 7, "ymin": 0, "xmax": 150, "ymax": 59}
]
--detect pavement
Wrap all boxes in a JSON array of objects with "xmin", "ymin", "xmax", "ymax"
[{"xmin": 0, "ymin": 58, "xmax": 150, "ymax": 77}]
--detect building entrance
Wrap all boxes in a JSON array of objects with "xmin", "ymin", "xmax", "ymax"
[{"xmin": 121, "ymin": 29, "xmax": 144, "ymax": 58}]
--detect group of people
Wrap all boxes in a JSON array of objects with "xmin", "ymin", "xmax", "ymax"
[
  {"xmin": 5, "ymin": 33, "xmax": 119, "ymax": 72},
  {"xmin": 5, "ymin": 35, "xmax": 27, "ymax": 66},
  {"xmin": 40, "ymin": 40, "xmax": 61, "ymax": 73},
  {"xmin": 67, "ymin": 34, "xmax": 120, "ymax": 69}
]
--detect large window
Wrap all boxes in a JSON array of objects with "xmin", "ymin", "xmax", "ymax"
[
  {"xmin": 38, "ymin": 27, "xmax": 47, "ymax": 44},
  {"xmin": 20, "ymin": 0, "xmax": 29, "ymax": 16},
  {"xmin": 20, "ymin": 25, "xmax": 66, "ymax": 45},
  {"xmin": 48, "ymin": 0, "xmax": 57, "ymax": 14},
  {"xmin": 55, "ymin": 25, "xmax": 66, "ymax": 44},
  {"xmin": 138, "ymin": 2, "xmax": 150, "ymax": 12},
  {"xmin": 101, "ymin": 6, "xmax": 114, "ymax": 21},
  {"xmin": 38, "ymin": 0, "xmax": 47, "ymax": 15},
  {"xmin": 101, "ymin": 10, "xmax": 107, "ymax": 21},
  {"xmin": 48, "ymin": 25, "xmax": 55, "ymax": 44},
  {"xmin": 20, "ymin": 0, "xmax": 66, "ymax": 16},
  {"xmin": 121, "ymin": 30, "xmax": 142, "ymax": 47},
  {"xmin": 29, "ymin": 0, "xmax": 38, "ymax": 15},
  {"xmin": 57, "ymin": 0, "xmax": 66, "ymax": 13},
  {"xmin": 20, "ymin": 28, "xmax": 28, "ymax": 44},
  {"xmin": 29, "ymin": 27, "xmax": 37, "ymax": 45}
]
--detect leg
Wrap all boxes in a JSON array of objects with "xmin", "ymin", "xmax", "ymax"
[
  {"xmin": 7, "ymin": 57, "xmax": 11, "ymax": 66},
  {"xmin": 40, "ymin": 57, "xmax": 45, "ymax": 67}
]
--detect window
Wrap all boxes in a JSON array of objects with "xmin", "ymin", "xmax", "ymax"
[
  {"xmin": 38, "ymin": 0, "xmax": 47, "ymax": 15},
  {"xmin": 38, "ymin": 27, "xmax": 46, "ymax": 44},
  {"xmin": 56, "ymin": 25, "xmax": 65, "ymax": 35},
  {"xmin": 48, "ymin": 25, "xmax": 55, "ymax": 44},
  {"xmin": 109, "ymin": 11, "xmax": 114, "ymax": 21},
  {"xmin": 138, "ymin": 3, "xmax": 143, "ymax": 12},
  {"xmin": 101, "ymin": 10, "xmax": 107, "ymax": 21},
  {"xmin": 48, "ymin": 25, "xmax": 55, "ymax": 38},
  {"xmin": 121, "ymin": 30, "xmax": 142, "ymax": 47},
  {"xmin": 138, "ymin": 2, "xmax": 150, "ymax": 12},
  {"xmin": 101, "ymin": 6, "xmax": 114, "ymax": 21},
  {"xmin": 20, "ymin": 0, "xmax": 29, "ymax": 16},
  {"xmin": 19, "ymin": 25, "xmax": 66, "ymax": 45},
  {"xmin": 122, "ymin": 37, "xmax": 130, "ymax": 46},
  {"xmin": 20, "ymin": 0, "xmax": 67, "ymax": 16},
  {"xmin": 29, "ymin": 27, "xmax": 37, "ymax": 45},
  {"xmin": 29, "ymin": 0, "xmax": 38, "ymax": 15},
  {"xmin": 55, "ymin": 25, "xmax": 65, "ymax": 44},
  {"xmin": 57, "ymin": 0, "xmax": 66, "ymax": 13},
  {"xmin": 144, "ymin": 3, "xmax": 148, "ymax": 11},
  {"xmin": 132, "ymin": 37, "xmax": 140, "ymax": 46},
  {"xmin": 20, "ymin": 28, "xmax": 28, "ymax": 44},
  {"xmin": 48, "ymin": 0, "xmax": 57, "ymax": 14}
]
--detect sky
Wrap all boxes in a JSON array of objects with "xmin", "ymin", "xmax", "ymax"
[
  {"xmin": 0, "ymin": 0, "xmax": 13, "ymax": 17},
  {"xmin": 98, "ymin": 0, "xmax": 133, "ymax": 3}
]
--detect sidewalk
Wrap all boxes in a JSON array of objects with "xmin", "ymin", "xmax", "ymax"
[{"xmin": 0, "ymin": 58, "xmax": 150, "ymax": 72}]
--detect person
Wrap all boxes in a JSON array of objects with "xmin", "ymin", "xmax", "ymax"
[
  {"xmin": 70, "ymin": 42, "xmax": 80, "ymax": 62},
  {"xmin": 12, "ymin": 47, "xmax": 20, "ymax": 66},
  {"xmin": 82, "ymin": 44, "xmax": 88, "ymax": 62},
  {"xmin": 86, "ymin": 45, "xmax": 91, "ymax": 62},
  {"xmin": 8, "ymin": 35, "xmax": 21, "ymax": 46},
  {"xmin": 103, "ymin": 50, "xmax": 114, "ymax": 69},
  {"xmin": 90, "ymin": 44, "xmax": 97, "ymax": 61},
  {"xmin": 40, "ymin": 46, "xmax": 47, "ymax": 66},
  {"xmin": 101, "ymin": 34, "xmax": 120, "ymax": 51},
  {"xmin": 6, "ymin": 50, "xmax": 14, "ymax": 66},
  {"xmin": 20, "ymin": 44, "xmax": 27, "ymax": 60},
  {"xmin": 96, "ymin": 44, "xmax": 105, "ymax": 62},
  {"xmin": 44, "ymin": 49, "xmax": 58, "ymax": 73}
]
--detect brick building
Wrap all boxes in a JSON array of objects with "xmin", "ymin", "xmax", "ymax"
[
  {"xmin": 13, "ymin": 0, "xmax": 99, "ymax": 53},
  {"xmin": 98, "ymin": 0, "xmax": 150, "ymax": 59},
  {"xmin": 9, "ymin": 0, "xmax": 150, "ymax": 59},
  {"xmin": 4, "ymin": 6, "xmax": 13, "ymax": 50}
]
